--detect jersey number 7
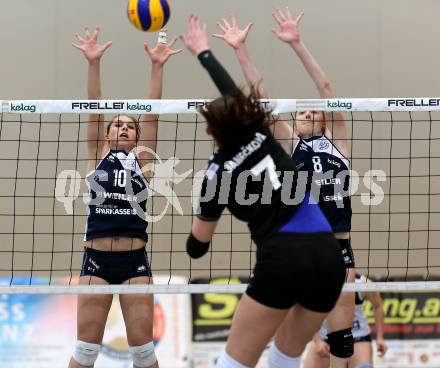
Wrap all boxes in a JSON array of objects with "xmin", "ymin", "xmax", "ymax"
[{"xmin": 250, "ymin": 155, "xmax": 282, "ymax": 190}]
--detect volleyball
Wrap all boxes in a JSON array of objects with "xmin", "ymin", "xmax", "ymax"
[{"xmin": 127, "ymin": 0, "xmax": 171, "ymax": 32}]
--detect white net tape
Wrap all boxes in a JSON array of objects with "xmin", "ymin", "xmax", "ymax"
[
  {"xmin": 3, "ymin": 97, "xmax": 440, "ymax": 114},
  {"xmin": 1, "ymin": 281, "xmax": 440, "ymax": 295}
]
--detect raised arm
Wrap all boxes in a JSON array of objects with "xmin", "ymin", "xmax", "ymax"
[
  {"xmin": 272, "ymin": 7, "xmax": 348, "ymax": 155},
  {"xmin": 180, "ymin": 15, "xmax": 237, "ymax": 96},
  {"xmin": 211, "ymin": 13, "xmax": 296, "ymax": 154},
  {"xmin": 72, "ymin": 26, "xmax": 112, "ymax": 169},
  {"xmin": 138, "ymin": 29, "xmax": 182, "ymax": 179},
  {"xmin": 180, "ymin": 16, "xmax": 235, "ymax": 259},
  {"xmin": 212, "ymin": 14, "xmax": 267, "ymax": 98}
]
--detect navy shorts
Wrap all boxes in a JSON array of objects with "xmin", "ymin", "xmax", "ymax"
[
  {"xmin": 354, "ymin": 334, "xmax": 372, "ymax": 343},
  {"xmin": 80, "ymin": 247, "xmax": 152, "ymax": 284}
]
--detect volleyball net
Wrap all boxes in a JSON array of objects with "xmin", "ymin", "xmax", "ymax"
[{"xmin": 1, "ymin": 97, "xmax": 440, "ymax": 294}]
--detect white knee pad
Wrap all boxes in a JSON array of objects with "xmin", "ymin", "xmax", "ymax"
[
  {"xmin": 268, "ymin": 342, "xmax": 301, "ymax": 368},
  {"xmin": 72, "ymin": 340, "xmax": 101, "ymax": 367},
  {"xmin": 129, "ymin": 341, "xmax": 157, "ymax": 368},
  {"xmin": 356, "ymin": 364, "xmax": 374, "ymax": 368},
  {"xmin": 215, "ymin": 351, "xmax": 250, "ymax": 368}
]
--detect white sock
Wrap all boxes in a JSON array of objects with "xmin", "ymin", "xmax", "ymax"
[
  {"xmin": 215, "ymin": 351, "xmax": 250, "ymax": 368},
  {"xmin": 268, "ymin": 342, "xmax": 301, "ymax": 368}
]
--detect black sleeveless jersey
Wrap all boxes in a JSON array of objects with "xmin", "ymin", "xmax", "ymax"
[
  {"xmin": 84, "ymin": 149, "xmax": 149, "ymax": 242},
  {"xmin": 291, "ymin": 136, "xmax": 352, "ymax": 232},
  {"xmin": 197, "ymin": 129, "xmax": 301, "ymax": 244}
]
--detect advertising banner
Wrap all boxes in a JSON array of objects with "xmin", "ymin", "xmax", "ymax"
[
  {"xmin": 364, "ymin": 291, "xmax": 440, "ymax": 339},
  {"xmin": 0, "ymin": 276, "xmax": 191, "ymax": 368},
  {"xmin": 191, "ymin": 277, "xmax": 440, "ymax": 368}
]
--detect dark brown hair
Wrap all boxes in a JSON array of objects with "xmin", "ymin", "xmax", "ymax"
[
  {"xmin": 107, "ymin": 115, "xmax": 140, "ymax": 139},
  {"xmin": 200, "ymin": 88, "xmax": 273, "ymax": 148}
]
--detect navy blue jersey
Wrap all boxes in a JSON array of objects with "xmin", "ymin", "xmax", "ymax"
[
  {"xmin": 292, "ymin": 136, "xmax": 352, "ymax": 232},
  {"xmin": 84, "ymin": 149, "xmax": 149, "ymax": 242},
  {"xmin": 197, "ymin": 129, "xmax": 302, "ymax": 244}
]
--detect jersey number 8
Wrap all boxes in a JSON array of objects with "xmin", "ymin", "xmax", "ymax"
[{"xmin": 312, "ymin": 156, "xmax": 323, "ymax": 173}]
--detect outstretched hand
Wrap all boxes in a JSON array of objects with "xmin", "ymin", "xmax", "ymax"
[
  {"xmin": 212, "ymin": 13, "xmax": 253, "ymax": 50},
  {"xmin": 72, "ymin": 26, "xmax": 112, "ymax": 62},
  {"xmin": 179, "ymin": 15, "xmax": 210, "ymax": 57},
  {"xmin": 144, "ymin": 29, "xmax": 182, "ymax": 65},
  {"xmin": 272, "ymin": 7, "xmax": 304, "ymax": 45}
]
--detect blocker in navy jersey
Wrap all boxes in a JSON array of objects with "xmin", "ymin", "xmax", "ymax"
[
  {"xmin": 85, "ymin": 149, "xmax": 149, "ymax": 242},
  {"xmin": 292, "ymin": 135, "xmax": 352, "ymax": 233}
]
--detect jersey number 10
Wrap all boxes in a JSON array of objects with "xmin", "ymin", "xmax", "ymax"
[{"xmin": 113, "ymin": 169, "xmax": 127, "ymax": 187}]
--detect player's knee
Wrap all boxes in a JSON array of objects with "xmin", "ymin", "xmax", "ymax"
[
  {"xmin": 129, "ymin": 341, "xmax": 157, "ymax": 368},
  {"xmin": 327, "ymin": 328, "xmax": 354, "ymax": 358},
  {"xmin": 72, "ymin": 340, "xmax": 101, "ymax": 367},
  {"xmin": 356, "ymin": 364, "xmax": 373, "ymax": 368}
]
